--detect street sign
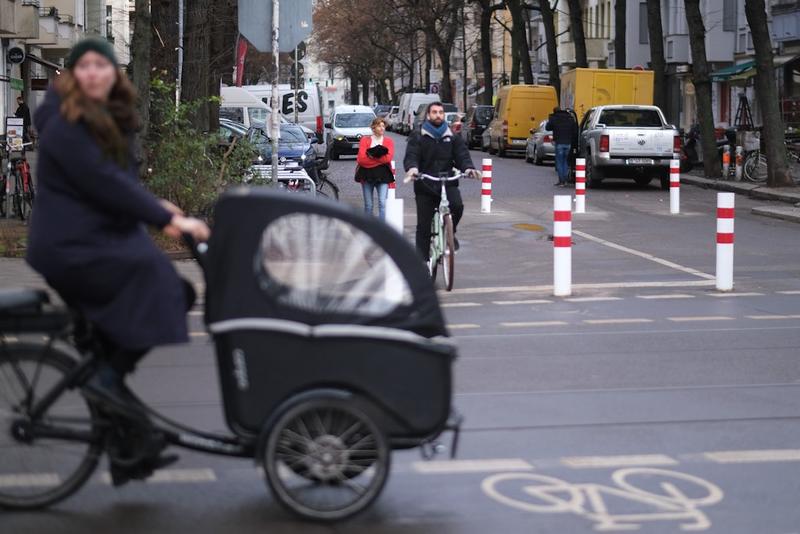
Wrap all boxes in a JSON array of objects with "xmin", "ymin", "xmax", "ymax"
[
  {"xmin": 238, "ymin": 0, "xmax": 313, "ymax": 53},
  {"xmin": 294, "ymin": 41, "xmax": 306, "ymax": 61},
  {"xmin": 7, "ymin": 47, "xmax": 25, "ymax": 64},
  {"xmin": 10, "ymin": 78, "xmax": 24, "ymax": 91},
  {"xmin": 429, "ymin": 82, "xmax": 440, "ymax": 94},
  {"xmin": 290, "ymin": 62, "xmax": 304, "ymax": 77}
]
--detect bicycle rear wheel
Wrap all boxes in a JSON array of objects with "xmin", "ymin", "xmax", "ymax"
[
  {"xmin": 743, "ymin": 151, "xmax": 767, "ymax": 183},
  {"xmin": 317, "ymin": 176, "xmax": 340, "ymax": 200},
  {"xmin": 0, "ymin": 342, "xmax": 102, "ymax": 509},
  {"xmin": 442, "ymin": 214, "xmax": 455, "ymax": 291}
]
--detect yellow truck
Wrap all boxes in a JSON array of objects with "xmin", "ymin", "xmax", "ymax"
[
  {"xmin": 561, "ymin": 68, "xmax": 654, "ymax": 123},
  {"xmin": 485, "ymin": 85, "xmax": 558, "ymax": 157}
]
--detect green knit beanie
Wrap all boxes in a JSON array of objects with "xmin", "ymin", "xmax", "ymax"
[{"xmin": 65, "ymin": 37, "xmax": 119, "ymax": 70}]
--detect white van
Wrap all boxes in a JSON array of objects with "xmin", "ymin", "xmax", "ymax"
[
  {"xmin": 242, "ymin": 84, "xmax": 325, "ymax": 141},
  {"xmin": 220, "ymin": 86, "xmax": 271, "ymax": 127},
  {"xmin": 398, "ymin": 93, "xmax": 439, "ymax": 135},
  {"xmin": 324, "ymin": 105, "xmax": 376, "ymax": 160}
]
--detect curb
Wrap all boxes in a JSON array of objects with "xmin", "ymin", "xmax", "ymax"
[{"xmin": 751, "ymin": 206, "xmax": 800, "ymax": 224}]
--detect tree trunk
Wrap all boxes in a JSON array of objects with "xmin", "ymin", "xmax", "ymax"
[
  {"xmin": 131, "ymin": 0, "xmax": 151, "ymax": 174},
  {"xmin": 745, "ymin": 0, "xmax": 791, "ymax": 187},
  {"xmin": 478, "ymin": 1, "xmax": 495, "ymax": 104},
  {"xmin": 646, "ymin": 0, "xmax": 667, "ymax": 112},
  {"xmin": 684, "ymin": 0, "xmax": 720, "ymax": 178},
  {"xmin": 361, "ymin": 78, "xmax": 370, "ymax": 105},
  {"xmin": 151, "ymin": 0, "xmax": 178, "ymax": 85},
  {"xmin": 567, "ymin": 0, "xmax": 588, "ymax": 67},
  {"xmin": 182, "ymin": 0, "xmax": 212, "ymax": 131},
  {"xmin": 540, "ymin": 0, "xmax": 561, "ymax": 99},
  {"xmin": 615, "ymin": 0, "xmax": 626, "ymax": 69},
  {"xmin": 437, "ymin": 45, "xmax": 453, "ymax": 103},
  {"xmin": 507, "ymin": 0, "xmax": 533, "ymax": 84},
  {"xmin": 350, "ymin": 73, "xmax": 359, "ymax": 104},
  {"xmin": 425, "ymin": 41, "xmax": 432, "ymax": 90},
  {"xmin": 511, "ymin": 36, "xmax": 520, "ymax": 84}
]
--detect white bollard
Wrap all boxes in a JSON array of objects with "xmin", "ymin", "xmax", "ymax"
[
  {"xmin": 481, "ymin": 158, "xmax": 492, "ymax": 213},
  {"xmin": 715, "ymin": 192, "xmax": 735, "ymax": 291},
  {"xmin": 734, "ymin": 146, "xmax": 743, "ymax": 181},
  {"xmin": 670, "ymin": 158, "xmax": 680, "ymax": 214},
  {"xmin": 574, "ymin": 158, "xmax": 586, "ymax": 214},
  {"xmin": 388, "ymin": 160, "xmax": 397, "ymax": 200},
  {"xmin": 553, "ymin": 195, "xmax": 572, "ymax": 297},
  {"xmin": 385, "ymin": 197, "xmax": 404, "ymax": 234}
]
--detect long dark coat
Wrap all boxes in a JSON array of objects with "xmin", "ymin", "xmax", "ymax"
[{"xmin": 27, "ymin": 90, "xmax": 189, "ymax": 351}]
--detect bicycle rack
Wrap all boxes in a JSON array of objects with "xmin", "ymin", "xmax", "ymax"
[{"xmin": 248, "ymin": 164, "xmax": 316, "ymax": 196}]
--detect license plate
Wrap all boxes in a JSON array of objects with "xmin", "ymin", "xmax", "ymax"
[
  {"xmin": 512, "ymin": 139, "xmax": 527, "ymax": 145},
  {"xmin": 627, "ymin": 158, "xmax": 654, "ymax": 165},
  {"xmin": 352, "ymin": 143, "xmax": 360, "ymax": 149}
]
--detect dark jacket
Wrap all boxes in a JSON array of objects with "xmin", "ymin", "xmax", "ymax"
[
  {"xmin": 403, "ymin": 124, "xmax": 474, "ymax": 194},
  {"xmin": 547, "ymin": 110, "xmax": 578, "ymax": 146},
  {"xmin": 26, "ymin": 89, "xmax": 189, "ymax": 351},
  {"xmin": 15, "ymin": 103, "xmax": 31, "ymax": 140}
]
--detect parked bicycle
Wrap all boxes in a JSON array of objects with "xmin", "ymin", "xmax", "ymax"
[
  {"xmin": 419, "ymin": 172, "xmax": 463, "ymax": 292},
  {"xmin": 2, "ymin": 140, "xmax": 35, "ymax": 221},
  {"xmin": 743, "ymin": 140, "xmax": 800, "ymax": 183}
]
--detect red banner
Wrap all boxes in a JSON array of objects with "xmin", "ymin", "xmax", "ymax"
[{"xmin": 235, "ymin": 35, "xmax": 248, "ymax": 87}]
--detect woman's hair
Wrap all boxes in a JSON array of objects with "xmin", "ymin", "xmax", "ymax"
[
  {"xmin": 54, "ymin": 68, "xmax": 140, "ymax": 166},
  {"xmin": 370, "ymin": 116, "xmax": 387, "ymax": 129}
]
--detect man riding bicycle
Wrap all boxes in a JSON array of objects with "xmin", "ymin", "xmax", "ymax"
[{"xmin": 403, "ymin": 101, "xmax": 480, "ymax": 261}]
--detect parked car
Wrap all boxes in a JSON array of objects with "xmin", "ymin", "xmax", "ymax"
[
  {"xmin": 385, "ymin": 106, "xmax": 400, "ymax": 130},
  {"xmin": 525, "ymin": 120, "xmax": 554, "ymax": 165},
  {"xmin": 325, "ymin": 104, "xmax": 376, "ymax": 160},
  {"xmin": 249, "ymin": 123, "xmax": 321, "ymax": 180},
  {"xmin": 219, "ymin": 118, "xmax": 250, "ymax": 143},
  {"xmin": 461, "ymin": 105, "xmax": 494, "ymax": 149},
  {"xmin": 397, "ymin": 93, "xmax": 438, "ymax": 135},
  {"xmin": 577, "ymin": 105, "xmax": 680, "ymax": 189},
  {"xmin": 480, "ymin": 124, "xmax": 493, "ymax": 152},
  {"xmin": 486, "ymin": 85, "xmax": 558, "ymax": 157},
  {"xmin": 446, "ymin": 112, "xmax": 463, "ymax": 135},
  {"xmin": 373, "ymin": 104, "xmax": 392, "ymax": 118}
]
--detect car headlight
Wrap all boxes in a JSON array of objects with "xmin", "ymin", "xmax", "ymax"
[
  {"xmin": 301, "ymin": 153, "xmax": 307, "ymax": 161},
  {"xmin": 334, "ymin": 135, "xmax": 345, "ymax": 141}
]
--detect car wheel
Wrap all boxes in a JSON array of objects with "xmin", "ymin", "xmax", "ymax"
[
  {"xmin": 634, "ymin": 176, "xmax": 652, "ymax": 187},
  {"xmin": 586, "ymin": 156, "xmax": 603, "ymax": 188},
  {"xmin": 498, "ymin": 140, "xmax": 507, "ymax": 158}
]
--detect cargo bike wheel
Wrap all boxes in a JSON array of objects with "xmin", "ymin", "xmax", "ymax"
[{"xmin": 262, "ymin": 396, "xmax": 390, "ymax": 521}]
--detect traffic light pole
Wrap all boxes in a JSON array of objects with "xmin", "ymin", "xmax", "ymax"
[
  {"xmin": 270, "ymin": 0, "xmax": 280, "ymax": 183},
  {"xmin": 294, "ymin": 46, "xmax": 299, "ymax": 123}
]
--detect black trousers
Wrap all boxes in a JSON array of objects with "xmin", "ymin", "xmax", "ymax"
[{"xmin": 415, "ymin": 186, "xmax": 463, "ymax": 260}]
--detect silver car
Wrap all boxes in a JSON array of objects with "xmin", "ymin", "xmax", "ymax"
[{"xmin": 525, "ymin": 120, "xmax": 555, "ymax": 165}]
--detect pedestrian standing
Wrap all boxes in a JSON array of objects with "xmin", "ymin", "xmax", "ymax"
[
  {"xmin": 27, "ymin": 37, "xmax": 210, "ymax": 486},
  {"xmin": 547, "ymin": 106, "xmax": 578, "ymax": 187},
  {"xmin": 356, "ymin": 117, "xmax": 395, "ymax": 219},
  {"xmin": 15, "ymin": 94, "xmax": 32, "ymax": 143}
]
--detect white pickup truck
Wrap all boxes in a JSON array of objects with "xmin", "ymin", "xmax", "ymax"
[{"xmin": 577, "ymin": 105, "xmax": 681, "ymax": 190}]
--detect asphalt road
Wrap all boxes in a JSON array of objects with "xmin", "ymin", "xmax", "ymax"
[{"xmin": 3, "ymin": 132, "xmax": 800, "ymax": 533}]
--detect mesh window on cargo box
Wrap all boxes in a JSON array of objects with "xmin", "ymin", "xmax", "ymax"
[{"xmin": 599, "ymin": 109, "xmax": 662, "ymax": 127}]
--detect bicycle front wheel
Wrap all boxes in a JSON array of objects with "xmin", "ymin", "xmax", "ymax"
[
  {"xmin": 442, "ymin": 214, "xmax": 455, "ymax": 291},
  {"xmin": 0, "ymin": 342, "xmax": 103, "ymax": 509},
  {"xmin": 317, "ymin": 177, "xmax": 340, "ymax": 200},
  {"xmin": 743, "ymin": 151, "xmax": 768, "ymax": 183}
]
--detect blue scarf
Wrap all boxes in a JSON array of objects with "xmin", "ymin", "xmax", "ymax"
[{"xmin": 422, "ymin": 120, "xmax": 448, "ymax": 139}]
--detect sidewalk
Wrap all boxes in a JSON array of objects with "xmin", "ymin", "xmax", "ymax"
[{"xmin": 682, "ymin": 171, "xmax": 800, "ymax": 224}]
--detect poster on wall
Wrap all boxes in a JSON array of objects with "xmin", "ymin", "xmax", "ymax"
[{"xmin": 5, "ymin": 117, "xmax": 25, "ymax": 151}]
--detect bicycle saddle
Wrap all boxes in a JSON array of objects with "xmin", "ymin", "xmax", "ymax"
[{"xmin": 0, "ymin": 288, "xmax": 50, "ymax": 314}]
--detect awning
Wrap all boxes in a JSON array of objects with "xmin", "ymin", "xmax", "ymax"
[
  {"xmin": 711, "ymin": 61, "xmax": 755, "ymax": 82},
  {"xmin": 724, "ymin": 55, "xmax": 800, "ymax": 83},
  {"xmin": 26, "ymin": 55, "xmax": 62, "ymax": 73}
]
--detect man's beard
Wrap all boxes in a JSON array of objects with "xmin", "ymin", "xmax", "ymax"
[{"xmin": 429, "ymin": 118, "xmax": 444, "ymax": 126}]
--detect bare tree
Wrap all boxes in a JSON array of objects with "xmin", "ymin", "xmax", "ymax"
[
  {"xmin": 130, "ymin": 0, "xmax": 151, "ymax": 173},
  {"xmin": 539, "ymin": 0, "xmax": 561, "ymax": 98},
  {"xmin": 646, "ymin": 0, "xmax": 667, "ymax": 112},
  {"xmin": 507, "ymin": 0, "xmax": 534, "ymax": 84},
  {"xmin": 615, "ymin": 0, "xmax": 626, "ymax": 69},
  {"xmin": 473, "ymin": 0, "xmax": 505, "ymax": 104},
  {"xmin": 745, "ymin": 0, "xmax": 791, "ymax": 187},
  {"xmin": 684, "ymin": 0, "xmax": 720, "ymax": 177},
  {"xmin": 566, "ymin": 0, "xmax": 587, "ymax": 67}
]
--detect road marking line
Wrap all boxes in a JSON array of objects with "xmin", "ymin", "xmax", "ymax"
[
  {"xmin": 565, "ymin": 297, "xmax": 623, "ymax": 303},
  {"xmin": 492, "ymin": 299, "xmax": 554, "ymax": 305},
  {"xmin": 777, "ymin": 290, "xmax": 800, "ymax": 295},
  {"xmin": 667, "ymin": 316, "xmax": 735, "ymax": 322},
  {"xmin": 413, "ymin": 458, "xmax": 534, "ymax": 474},
  {"xmin": 746, "ymin": 314, "xmax": 800, "ymax": 320},
  {"xmin": 500, "ymin": 321, "xmax": 569, "ymax": 328},
  {"xmin": 101, "ymin": 468, "xmax": 217, "ymax": 485},
  {"xmin": 583, "ymin": 318, "xmax": 654, "ymax": 325},
  {"xmin": 636, "ymin": 294, "xmax": 696, "ymax": 300},
  {"xmin": 188, "ymin": 310, "xmax": 204, "ymax": 316},
  {"xmin": 707, "ymin": 292, "xmax": 764, "ymax": 298},
  {"xmin": 448, "ymin": 323, "xmax": 481, "ymax": 330},
  {"xmin": 561, "ymin": 454, "xmax": 679, "ymax": 469},
  {"xmin": 0, "ymin": 473, "xmax": 60, "ymax": 488},
  {"xmin": 3, "ymin": 336, "xmax": 19, "ymax": 342},
  {"xmin": 189, "ymin": 331, "xmax": 208, "ymax": 337},
  {"xmin": 572, "ymin": 230, "xmax": 716, "ymax": 280},
  {"xmin": 704, "ymin": 449, "xmax": 800, "ymax": 464},
  {"xmin": 450, "ymin": 280, "xmax": 716, "ymax": 295},
  {"xmin": 441, "ymin": 302, "xmax": 482, "ymax": 308}
]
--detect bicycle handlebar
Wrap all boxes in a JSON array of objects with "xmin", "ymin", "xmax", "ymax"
[{"xmin": 419, "ymin": 172, "xmax": 464, "ymax": 181}]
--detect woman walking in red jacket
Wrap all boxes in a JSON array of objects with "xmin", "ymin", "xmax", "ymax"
[{"xmin": 356, "ymin": 117, "xmax": 395, "ymax": 219}]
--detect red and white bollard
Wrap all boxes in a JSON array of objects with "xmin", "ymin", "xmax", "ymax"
[
  {"xmin": 574, "ymin": 158, "xmax": 586, "ymax": 213},
  {"xmin": 716, "ymin": 192, "xmax": 735, "ymax": 291},
  {"xmin": 553, "ymin": 195, "xmax": 572, "ymax": 297},
  {"xmin": 670, "ymin": 158, "xmax": 680, "ymax": 214},
  {"xmin": 481, "ymin": 158, "xmax": 492, "ymax": 213},
  {"xmin": 388, "ymin": 160, "xmax": 397, "ymax": 200},
  {"xmin": 734, "ymin": 146, "xmax": 743, "ymax": 181},
  {"xmin": 722, "ymin": 145, "xmax": 731, "ymax": 176}
]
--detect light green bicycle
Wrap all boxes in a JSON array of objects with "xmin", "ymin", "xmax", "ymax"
[{"xmin": 420, "ymin": 172, "xmax": 463, "ymax": 292}]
